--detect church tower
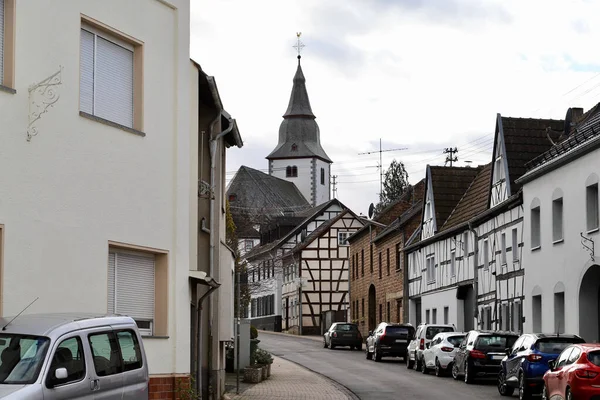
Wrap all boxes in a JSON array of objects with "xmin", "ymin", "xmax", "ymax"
[{"xmin": 267, "ymin": 47, "xmax": 332, "ymax": 207}]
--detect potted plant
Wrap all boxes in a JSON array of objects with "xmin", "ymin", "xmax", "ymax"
[
  {"xmin": 243, "ymin": 365, "xmax": 263, "ymax": 383},
  {"xmin": 254, "ymin": 348, "xmax": 273, "ymax": 379}
]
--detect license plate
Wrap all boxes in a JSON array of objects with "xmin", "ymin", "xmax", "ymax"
[
  {"xmin": 343, "ymin": 334, "xmax": 352, "ymax": 337},
  {"xmin": 396, "ymin": 339, "xmax": 407, "ymax": 343},
  {"xmin": 491, "ymin": 355, "xmax": 504, "ymax": 360}
]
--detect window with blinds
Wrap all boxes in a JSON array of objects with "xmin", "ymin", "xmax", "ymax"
[
  {"xmin": 108, "ymin": 251, "xmax": 155, "ymax": 335},
  {"xmin": 0, "ymin": 0, "xmax": 4, "ymax": 85},
  {"xmin": 80, "ymin": 25, "xmax": 134, "ymax": 128}
]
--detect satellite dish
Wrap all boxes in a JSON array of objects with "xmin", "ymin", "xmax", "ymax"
[
  {"xmin": 368, "ymin": 203, "xmax": 375, "ymax": 219},
  {"xmin": 564, "ymin": 108, "xmax": 573, "ymax": 137}
]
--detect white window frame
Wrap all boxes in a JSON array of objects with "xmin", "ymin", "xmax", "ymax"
[
  {"xmin": 494, "ymin": 155, "xmax": 504, "ymax": 183},
  {"xmin": 512, "ymin": 228, "xmax": 519, "ymax": 262},
  {"xmin": 552, "ymin": 197, "xmax": 564, "ymax": 243},
  {"xmin": 531, "ymin": 206, "xmax": 541, "ymax": 249},
  {"xmin": 426, "ymin": 256, "xmax": 435, "ymax": 283},
  {"xmin": 483, "ymin": 239, "xmax": 489, "ymax": 270},
  {"xmin": 501, "ymin": 233, "xmax": 507, "ymax": 265},
  {"xmin": 450, "ymin": 250, "xmax": 456, "ymax": 277},
  {"xmin": 587, "ymin": 183, "xmax": 599, "ymax": 233},
  {"xmin": 338, "ymin": 231, "xmax": 351, "ymax": 246}
]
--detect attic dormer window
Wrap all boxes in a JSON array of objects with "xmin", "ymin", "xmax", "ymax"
[
  {"xmin": 291, "ymin": 143, "xmax": 298, "ymax": 152},
  {"xmin": 228, "ymin": 194, "xmax": 237, "ymax": 202},
  {"xmin": 494, "ymin": 155, "xmax": 504, "ymax": 183}
]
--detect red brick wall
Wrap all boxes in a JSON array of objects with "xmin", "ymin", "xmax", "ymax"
[{"xmin": 149, "ymin": 375, "xmax": 192, "ymax": 400}]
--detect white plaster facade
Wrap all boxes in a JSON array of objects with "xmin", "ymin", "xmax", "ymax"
[
  {"xmin": 0, "ymin": 0, "xmax": 192, "ymax": 380},
  {"xmin": 269, "ymin": 157, "xmax": 331, "ymax": 207},
  {"xmin": 519, "ymin": 138, "xmax": 600, "ymax": 340}
]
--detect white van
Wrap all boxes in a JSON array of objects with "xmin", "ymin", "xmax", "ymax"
[{"xmin": 0, "ymin": 313, "xmax": 148, "ymax": 399}]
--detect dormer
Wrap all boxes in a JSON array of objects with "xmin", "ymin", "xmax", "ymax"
[{"xmin": 490, "ymin": 114, "xmax": 511, "ymax": 207}]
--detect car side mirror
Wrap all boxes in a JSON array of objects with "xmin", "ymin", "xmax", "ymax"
[
  {"xmin": 425, "ymin": 342, "xmax": 430, "ymax": 349},
  {"xmin": 55, "ymin": 368, "xmax": 68, "ymax": 380},
  {"xmin": 548, "ymin": 360, "xmax": 556, "ymax": 370},
  {"xmin": 505, "ymin": 348, "xmax": 511, "ymax": 356},
  {"xmin": 368, "ymin": 331, "xmax": 372, "ymax": 336}
]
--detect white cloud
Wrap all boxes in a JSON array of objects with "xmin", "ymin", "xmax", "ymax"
[{"xmin": 192, "ymin": 0, "xmax": 600, "ymax": 215}]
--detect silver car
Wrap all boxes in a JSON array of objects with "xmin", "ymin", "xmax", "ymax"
[{"xmin": 0, "ymin": 313, "xmax": 148, "ymax": 399}]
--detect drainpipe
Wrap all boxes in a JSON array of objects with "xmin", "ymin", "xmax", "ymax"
[
  {"xmin": 196, "ymin": 283, "xmax": 219, "ymax": 397},
  {"xmin": 468, "ymin": 221, "xmax": 479, "ymax": 329}
]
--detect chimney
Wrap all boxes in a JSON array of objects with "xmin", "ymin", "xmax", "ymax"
[{"xmin": 571, "ymin": 107, "xmax": 584, "ymax": 122}]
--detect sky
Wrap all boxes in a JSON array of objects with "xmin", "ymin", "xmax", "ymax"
[{"xmin": 190, "ymin": 0, "xmax": 600, "ymax": 216}]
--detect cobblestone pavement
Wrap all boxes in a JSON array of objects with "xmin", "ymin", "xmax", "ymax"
[{"xmin": 224, "ymin": 355, "xmax": 357, "ymax": 400}]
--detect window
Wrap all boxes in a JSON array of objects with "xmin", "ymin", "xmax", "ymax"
[
  {"xmin": 285, "ymin": 166, "xmax": 298, "ymax": 178},
  {"xmin": 432, "ymin": 308, "xmax": 437, "ymax": 324},
  {"xmin": 483, "ymin": 239, "xmax": 489, "ymax": 269},
  {"xmin": 587, "ymin": 183, "xmax": 599, "ymax": 232},
  {"xmin": 444, "ymin": 306, "xmax": 449, "ymax": 324},
  {"xmin": 450, "ymin": 250, "xmax": 456, "ymax": 277},
  {"xmin": 494, "ymin": 155, "xmax": 504, "ymax": 182},
  {"xmin": 463, "ymin": 232, "xmax": 469, "ymax": 255},
  {"xmin": 554, "ymin": 291, "xmax": 565, "ymax": 334},
  {"xmin": 108, "ymin": 250, "xmax": 155, "ymax": 335},
  {"xmin": 378, "ymin": 252, "xmax": 382, "ymax": 279},
  {"xmin": 80, "ymin": 21, "xmax": 142, "ymax": 130},
  {"xmin": 556, "ymin": 348, "xmax": 573, "ymax": 368},
  {"xmin": 425, "ymin": 309, "xmax": 430, "ymax": 324},
  {"xmin": 396, "ymin": 299, "xmax": 402, "ymax": 322},
  {"xmin": 338, "ymin": 232, "xmax": 350, "ymax": 246},
  {"xmin": 361, "ymin": 249, "xmax": 364, "ymax": 277},
  {"xmin": 46, "ymin": 337, "xmax": 86, "ymax": 387},
  {"xmin": 88, "ymin": 332, "xmax": 123, "ymax": 376},
  {"xmin": 531, "ymin": 205, "xmax": 541, "ymax": 248},
  {"xmin": 499, "ymin": 233, "xmax": 506, "ymax": 265},
  {"xmin": 117, "ymin": 330, "xmax": 143, "ymax": 371},
  {"xmin": 0, "ymin": 0, "xmax": 15, "ymax": 89},
  {"xmin": 532, "ymin": 295, "xmax": 542, "ymax": 333},
  {"xmin": 396, "ymin": 243, "xmax": 402, "ymax": 271},
  {"xmin": 362, "ymin": 298, "xmax": 364, "ymax": 317},
  {"xmin": 370, "ymin": 244, "xmax": 374, "ymax": 273},
  {"xmin": 426, "ymin": 256, "xmax": 435, "ymax": 283},
  {"xmin": 245, "ymin": 240, "xmax": 253, "ymax": 252},
  {"xmin": 387, "ymin": 302, "xmax": 391, "ymax": 321},
  {"xmin": 379, "ymin": 304, "xmax": 383, "ymax": 322},
  {"xmin": 320, "ymin": 168, "xmax": 325, "ymax": 185},
  {"xmin": 387, "ymin": 248, "xmax": 390, "ymax": 276},
  {"xmin": 553, "ymin": 197, "xmax": 564, "ymax": 242},
  {"xmin": 291, "ymin": 143, "xmax": 298, "ymax": 152},
  {"xmin": 512, "ymin": 228, "xmax": 519, "ymax": 262}
]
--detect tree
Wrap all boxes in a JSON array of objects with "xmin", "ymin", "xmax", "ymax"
[
  {"xmin": 225, "ymin": 200, "xmax": 251, "ymax": 318},
  {"xmin": 375, "ymin": 159, "xmax": 409, "ymax": 214}
]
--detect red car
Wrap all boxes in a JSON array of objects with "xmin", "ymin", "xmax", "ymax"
[{"xmin": 542, "ymin": 343, "xmax": 600, "ymax": 400}]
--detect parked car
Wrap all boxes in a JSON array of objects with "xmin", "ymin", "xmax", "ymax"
[
  {"xmin": 452, "ymin": 330, "xmax": 519, "ymax": 384},
  {"xmin": 406, "ymin": 323, "xmax": 455, "ymax": 370},
  {"xmin": 421, "ymin": 332, "xmax": 466, "ymax": 376},
  {"xmin": 0, "ymin": 313, "xmax": 148, "ymax": 399},
  {"xmin": 498, "ymin": 333, "xmax": 585, "ymax": 399},
  {"xmin": 366, "ymin": 322, "xmax": 415, "ymax": 362},
  {"xmin": 323, "ymin": 322, "xmax": 363, "ymax": 350},
  {"xmin": 542, "ymin": 343, "xmax": 600, "ymax": 400}
]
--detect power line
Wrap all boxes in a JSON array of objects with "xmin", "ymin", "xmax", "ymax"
[{"xmin": 358, "ymin": 138, "xmax": 407, "ymax": 200}]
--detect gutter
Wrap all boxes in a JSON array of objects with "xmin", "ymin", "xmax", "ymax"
[{"xmin": 517, "ymin": 133, "xmax": 600, "ymax": 185}]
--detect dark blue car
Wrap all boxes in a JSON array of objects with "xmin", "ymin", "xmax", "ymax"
[{"xmin": 497, "ymin": 333, "xmax": 585, "ymax": 399}]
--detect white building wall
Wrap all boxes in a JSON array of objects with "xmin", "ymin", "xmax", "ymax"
[
  {"xmin": 314, "ymin": 158, "xmax": 331, "ymax": 206},
  {"xmin": 270, "ymin": 158, "xmax": 314, "ymax": 205},
  {"xmin": 522, "ymin": 148, "xmax": 600, "ymax": 339},
  {"xmin": 0, "ymin": 0, "xmax": 191, "ymax": 375}
]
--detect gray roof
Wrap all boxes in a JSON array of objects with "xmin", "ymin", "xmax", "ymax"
[
  {"xmin": 0, "ymin": 313, "xmax": 134, "ymax": 337},
  {"xmin": 227, "ymin": 166, "xmax": 310, "ymax": 217},
  {"xmin": 267, "ymin": 57, "xmax": 332, "ymax": 163}
]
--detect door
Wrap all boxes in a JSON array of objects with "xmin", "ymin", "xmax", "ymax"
[
  {"xmin": 505, "ymin": 336, "xmax": 525, "ymax": 384},
  {"xmin": 42, "ymin": 335, "xmax": 94, "ymax": 400},
  {"xmin": 116, "ymin": 329, "xmax": 148, "ymax": 400},
  {"xmin": 423, "ymin": 337, "xmax": 437, "ymax": 368},
  {"xmin": 547, "ymin": 347, "xmax": 574, "ymax": 398},
  {"xmin": 86, "ymin": 330, "xmax": 124, "ymax": 399},
  {"xmin": 456, "ymin": 332, "xmax": 473, "ymax": 374}
]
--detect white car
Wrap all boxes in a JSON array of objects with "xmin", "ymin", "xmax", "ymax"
[
  {"xmin": 421, "ymin": 332, "xmax": 466, "ymax": 376},
  {"xmin": 407, "ymin": 323, "xmax": 456, "ymax": 371}
]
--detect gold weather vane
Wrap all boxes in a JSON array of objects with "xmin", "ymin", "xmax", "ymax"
[{"xmin": 293, "ymin": 32, "xmax": 305, "ymax": 57}]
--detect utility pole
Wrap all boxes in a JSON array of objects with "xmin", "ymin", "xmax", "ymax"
[
  {"xmin": 332, "ymin": 175, "xmax": 338, "ymax": 199},
  {"xmin": 236, "ymin": 268, "xmax": 240, "ymax": 394},
  {"xmin": 444, "ymin": 147, "xmax": 458, "ymax": 166},
  {"xmin": 358, "ymin": 139, "xmax": 408, "ymax": 200}
]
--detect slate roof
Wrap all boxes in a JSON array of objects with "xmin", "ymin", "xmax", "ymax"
[
  {"xmin": 525, "ymin": 105, "xmax": 600, "ymax": 171},
  {"xmin": 266, "ymin": 57, "xmax": 332, "ymax": 163},
  {"xmin": 500, "ymin": 116, "xmax": 564, "ymax": 193},
  {"xmin": 227, "ymin": 166, "xmax": 310, "ymax": 216},
  {"xmin": 429, "ymin": 166, "xmax": 483, "ymax": 230},
  {"xmin": 441, "ymin": 163, "xmax": 492, "ymax": 231}
]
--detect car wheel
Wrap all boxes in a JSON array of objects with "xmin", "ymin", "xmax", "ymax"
[
  {"xmin": 406, "ymin": 353, "xmax": 414, "ymax": 369},
  {"xmin": 498, "ymin": 370, "xmax": 515, "ymax": 396},
  {"xmin": 374, "ymin": 347, "xmax": 382, "ymax": 362},
  {"xmin": 566, "ymin": 387, "xmax": 573, "ymax": 400},
  {"xmin": 414, "ymin": 353, "xmax": 421, "ymax": 371},
  {"xmin": 435, "ymin": 359, "xmax": 443, "ymax": 377},
  {"xmin": 452, "ymin": 362, "xmax": 460, "ymax": 380},
  {"xmin": 330, "ymin": 344, "xmax": 336, "ymax": 350},
  {"xmin": 365, "ymin": 345, "xmax": 373, "ymax": 360},
  {"xmin": 356, "ymin": 343, "xmax": 362, "ymax": 351},
  {"xmin": 519, "ymin": 372, "xmax": 531, "ymax": 400},
  {"xmin": 541, "ymin": 383, "xmax": 549, "ymax": 400},
  {"xmin": 464, "ymin": 361, "xmax": 474, "ymax": 384},
  {"xmin": 421, "ymin": 358, "xmax": 428, "ymax": 374},
  {"xmin": 323, "ymin": 340, "xmax": 328, "ymax": 349}
]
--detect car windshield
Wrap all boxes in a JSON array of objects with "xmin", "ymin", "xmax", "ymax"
[
  {"xmin": 0, "ymin": 334, "xmax": 50, "ymax": 384},
  {"xmin": 335, "ymin": 324, "xmax": 358, "ymax": 332},
  {"xmin": 536, "ymin": 338, "xmax": 585, "ymax": 354},
  {"xmin": 446, "ymin": 335, "xmax": 465, "ymax": 347},
  {"xmin": 426, "ymin": 327, "xmax": 453, "ymax": 339},
  {"xmin": 386, "ymin": 326, "xmax": 413, "ymax": 335},
  {"xmin": 475, "ymin": 335, "xmax": 518, "ymax": 350}
]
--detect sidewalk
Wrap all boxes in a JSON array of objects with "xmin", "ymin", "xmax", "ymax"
[{"xmin": 223, "ymin": 356, "xmax": 357, "ymax": 400}]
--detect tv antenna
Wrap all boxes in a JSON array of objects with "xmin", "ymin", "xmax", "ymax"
[
  {"xmin": 2, "ymin": 297, "xmax": 39, "ymax": 331},
  {"xmin": 358, "ymin": 138, "xmax": 408, "ymax": 200},
  {"xmin": 444, "ymin": 147, "xmax": 458, "ymax": 166}
]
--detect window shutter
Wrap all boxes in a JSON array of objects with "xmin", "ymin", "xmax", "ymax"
[
  {"xmin": 95, "ymin": 36, "xmax": 134, "ymax": 128},
  {"xmin": 0, "ymin": 0, "xmax": 4, "ymax": 86},
  {"xmin": 107, "ymin": 252, "xmax": 116, "ymax": 314},
  {"xmin": 113, "ymin": 252, "xmax": 155, "ymax": 322},
  {"xmin": 79, "ymin": 29, "xmax": 95, "ymax": 114}
]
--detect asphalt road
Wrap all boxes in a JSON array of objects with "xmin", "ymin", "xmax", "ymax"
[{"xmin": 258, "ymin": 332, "xmax": 515, "ymax": 400}]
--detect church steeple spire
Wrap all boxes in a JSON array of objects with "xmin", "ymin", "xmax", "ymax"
[{"xmin": 283, "ymin": 57, "xmax": 315, "ymax": 119}]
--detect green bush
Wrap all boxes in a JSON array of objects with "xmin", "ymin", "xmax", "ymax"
[
  {"xmin": 254, "ymin": 348, "xmax": 273, "ymax": 365},
  {"xmin": 250, "ymin": 325, "xmax": 258, "ymax": 339}
]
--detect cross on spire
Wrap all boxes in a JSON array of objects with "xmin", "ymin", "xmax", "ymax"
[{"xmin": 293, "ymin": 32, "xmax": 305, "ymax": 59}]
